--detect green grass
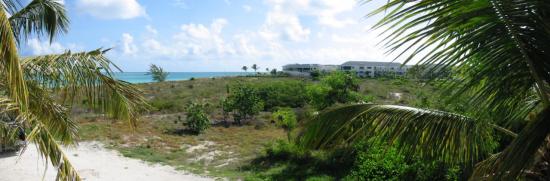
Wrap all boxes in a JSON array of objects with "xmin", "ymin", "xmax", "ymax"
[{"xmin": 76, "ymin": 76, "xmax": 436, "ymax": 180}]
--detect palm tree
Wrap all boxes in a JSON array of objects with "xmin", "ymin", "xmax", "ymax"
[
  {"xmin": 302, "ymin": 0, "xmax": 550, "ymax": 180},
  {"xmin": 242, "ymin": 65, "xmax": 248, "ymax": 72},
  {"xmin": 0, "ymin": 0, "xmax": 147, "ymax": 180},
  {"xmin": 251, "ymin": 64, "xmax": 258, "ymax": 73}
]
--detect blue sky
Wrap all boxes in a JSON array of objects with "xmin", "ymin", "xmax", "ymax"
[{"xmin": 20, "ymin": 0, "xmax": 397, "ymax": 72}]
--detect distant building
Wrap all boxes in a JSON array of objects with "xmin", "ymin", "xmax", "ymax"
[
  {"xmin": 340, "ymin": 61, "xmax": 409, "ymax": 78},
  {"xmin": 282, "ymin": 64, "xmax": 338, "ymax": 76},
  {"xmin": 282, "ymin": 61, "xmax": 409, "ymax": 78}
]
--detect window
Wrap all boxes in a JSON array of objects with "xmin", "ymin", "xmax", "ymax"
[
  {"xmin": 367, "ymin": 67, "xmax": 372, "ymax": 69},
  {"xmin": 359, "ymin": 66, "xmax": 364, "ymax": 69}
]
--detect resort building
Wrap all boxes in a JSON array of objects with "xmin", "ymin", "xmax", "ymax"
[
  {"xmin": 282, "ymin": 61, "xmax": 409, "ymax": 78},
  {"xmin": 282, "ymin": 64, "xmax": 338, "ymax": 76},
  {"xmin": 340, "ymin": 61, "xmax": 409, "ymax": 78}
]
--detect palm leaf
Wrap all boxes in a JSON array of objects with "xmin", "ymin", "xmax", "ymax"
[
  {"xmin": 21, "ymin": 49, "xmax": 149, "ymax": 127},
  {"xmin": 301, "ymin": 104, "xmax": 495, "ymax": 166},
  {"xmin": 9, "ymin": 0, "xmax": 68, "ymax": 43},
  {"xmin": 27, "ymin": 122, "xmax": 81, "ymax": 181},
  {"xmin": 0, "ymin": 7, "xmax": 28, "ymax": 110},
  {"xmin": 26, "ymin": 81, "xmax": 77, "ymax": 144},
  {"xmin": 363, "ymin": 0, "xmax": 550, "ymax": 179}
]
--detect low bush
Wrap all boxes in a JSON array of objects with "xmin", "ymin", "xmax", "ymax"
[
  {"xmin": 185, "ymin": 102, "xmax": 210, "ymax": 134},
  {"xmin": 254, "ymin": 80, "xmax": 307, "ymax": 110},
  {"xmin": 272, "ymin": 108, "xmax": 297, "ymax": 142},
  {"xmin": 343, "ymin": 142, "xmax": 461, "ymax": 181},
  {"xmin": 224, "ymin": 83, "xmax": 264, "ymax": 125}
]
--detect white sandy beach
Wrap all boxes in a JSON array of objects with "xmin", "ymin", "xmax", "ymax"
[{"xmin": 0, "ymin": 142, "xmax": 212, "ymax": 181}]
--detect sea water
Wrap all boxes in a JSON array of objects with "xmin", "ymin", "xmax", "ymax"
[{"xmin": 112, "ymin": 72, "xmax": 253, "ymax": 83}]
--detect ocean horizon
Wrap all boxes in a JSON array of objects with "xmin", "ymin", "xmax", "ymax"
[{"xmin": 113, "ymin": 72, "xmax": 254, "ymax": 83}]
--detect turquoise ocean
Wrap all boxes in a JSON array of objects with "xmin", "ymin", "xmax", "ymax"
[{"xmin": 113, "ymin": 72, "xmax": 252, "ymax": 84}]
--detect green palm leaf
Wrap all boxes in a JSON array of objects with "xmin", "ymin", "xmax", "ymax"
[
  {"xmin": 302, "ymin": 104, "xmax": 495, "ymax": 166},
  {"xmin": 8, "ymin": 0, "xmax": 68, "ymax": 43},
  {"xmin": 351, "ymin": 0, "xmax": 550, "ymax": 179},
  {"xmin": 21, "ymin": 49, "xmax": 149, "ymax": 127}
]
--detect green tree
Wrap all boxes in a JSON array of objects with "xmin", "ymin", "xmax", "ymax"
[
  {"xmin": 310, "ymin": 70, "xmax": 321, "ymax": 81},
  {"xmin": 147, "ymin": 64, "xmax": 169, "ymax": 82},
  {"xmin": 225, "ymin": 84, "xmax": 264, "ymax": 125},
  {"xmin": 0, "ymin": 0, "xmax": 148, "ymax": 180},
  {"xmin": 306, "ymin": 72, "xmax": 361, "ymax": 110},
  {"xmin": 242, "ymin": 65, "xmax": 248, "ymax": 72},
  {"xmin": 272, "ymin": 107, "xmax": 297, "ymax": 142},
  {"xmin": 185, "ymin": 102, "xmax": 210, "ymax": 134},
  {"xmin": 252, "ymin": 64, "xmax": 259, "ymax": 73},
  {"xmin": 302, "ymin": 0, "xmax": 550, "ymax": 180},
  {"xmin": 270, "ymin": 68, "xmax": 277, "ymax": 76}
]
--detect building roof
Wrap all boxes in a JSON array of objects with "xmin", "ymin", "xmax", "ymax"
[{"xmin": 341, "ymin": 61, "xmax": 402, "ymax": 67}]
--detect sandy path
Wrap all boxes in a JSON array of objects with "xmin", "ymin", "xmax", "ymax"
[{"xmin": 0, "ymin": 142, "xmax": 212, "ymax": 181}]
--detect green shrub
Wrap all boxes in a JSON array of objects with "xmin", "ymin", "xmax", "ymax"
[
  {"xmin": 185, "ymin": 102, "xmax": 210, "ymax": 134},
  {"xmin": 254, "ymin": 80, "xmax": 307, "ymax": 110},
  {"xmin": 310, "ymin": 70, "xmax": 321, "ymax": 80},
  {"xmin": 272, "ymin": 107, "xmax": 297, "ymax": 142},
  {"xmin": 224, "ymin": 83, "xmax": 264, "ymax": 125},
  {"xmin": 344, "ymin": 142, "xmax": 460, "ymax": 181},
  {"xmin": 150, "ymin": 98, "xmax": 179, "ymax": 112},
  {"xmin": 263, "ymin": 140, "xmax": 310, "ymax": 161},
  {"xmin": 306, "ymin": 71, "xmax": 363, "ymax": 110}
]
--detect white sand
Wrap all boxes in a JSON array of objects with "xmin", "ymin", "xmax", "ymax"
[{"xmin": 0, "ymin": 142, "xmax": 212, "ymax": 181}]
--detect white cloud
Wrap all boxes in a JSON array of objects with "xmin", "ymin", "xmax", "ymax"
[
  {"xmin": 76, "ymin": 0, "xmax": 146, "ymax": 19},
  {"xmin": 121, "ymin": 33, "xmax": 138, "ymax": 55},
  {"xmin": 27, "ymin": 39, "xmax": 66, "ymax": 55},
  {"xmin": 166, "ymin": 19, "xmax": 235, "ymax": 57},
  {"xmin": 242, "ymin": 5, "xmax": 252, "ymax": 12},
  {"xmin": 260, "ymin": 10, "xmax": 310, "ymax": 42},
  {"xmin": 265, "ymin": 0, "xmax": 357, "ymax": 28},
  {"xmin": 145, "ymin": 25, "xmax": 158, "ymax": 35}
]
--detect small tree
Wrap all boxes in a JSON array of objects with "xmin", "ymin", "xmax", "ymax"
[
  {"xmin": 252, "ymin": 64, "xmax": 259, "ymax": 73},
  {"xmin": 185, "ymin": 102, "xmax": 210, "ymax": 134},
  {"xmin": 270, "ymin": 68, "xmax": 277, "ymax": 76},
  {"xmin": 148, "ymin": 64, "xmax": 169, "ymax": 82},
  {"xmin": 224, "ymin": 84, "xmax": 264, "ymax": 125},
  {"xmin": 242, "ymin": 66, "xmax": 248, "ymax": 72},
  {"xmin": 266, "ymin": 68, "xmax": 269, "ymax": 72},
  {"xmin": 306, "ymin": 71, "xmax": 361, "ymax": 110},
  {"xmin": 310, "ymin": 70, "xmax": 321, "ymax": 80},
  {"xmin": 272, "ymin": 107, "xmax": 297, "ymax": 142}
]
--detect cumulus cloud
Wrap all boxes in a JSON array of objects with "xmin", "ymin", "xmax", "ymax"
[
  {"xmin": 27, "ymin": 39, "xmax": 66, "ymax": 55},
  {"xmin": 121, "ymin": 33, "xmax": 138, "ymax": 55},
  {"xmin": 260, "ymin": 10, "xmax": 310, "ymax": 42},
  {"xmin": 173, "ymin": 18, "xmax": 235, "ymax": 56},
  {"xmin": 76, "ymin": 0, "xmax": 147, "ymax": 19},
  {"xmin": 265, "ymin": 0, "xmax": 357, "ymax": 28}
]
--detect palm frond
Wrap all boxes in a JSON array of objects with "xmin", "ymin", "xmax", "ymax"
[
  {"xmin": 0, "ymin": 8, "xmax": 28, "ymax": 110},
  {"xmin": 21, "ymin": 49, "xmax": 149, "ymax": 127},
  {"xmin": 26, "ymin": 81, "xmax": 77, "ymax": 144},
  {"xmin": 27, "ymin": 122, "xmax": 81, "ymax": 181},
  {"xmin": 365, "ymin": 0, "xmax": 550, "ymax": 179},
  {"xmin": 0, "ymin": 96, "xmax": 79, "ymax": 180},
  {"xmin": 301, "ymin": 104, "xmax": 495, "ymax": 166},
  {"xmin": 0, "ymin": 0, "xmax": 22, "ymax": 15},
  {"xmin": 471, "ymin": 106, "xmax": 550, "ymax": 180},
  {"xmin": 9, "ymin": 0, "xmax": 68, "ymax": 43}
]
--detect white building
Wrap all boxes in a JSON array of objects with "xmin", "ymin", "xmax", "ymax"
[
  {"xmin": 340, "ymin": 61, "xmax": 409, "ymax": 78},
  {"xmin": 282, "ymin": 64, "xmax": 338, "ymax": 76},
  {"xmin": 282, "ymin": 61, "xmax": 409, "ymax": 78}
]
